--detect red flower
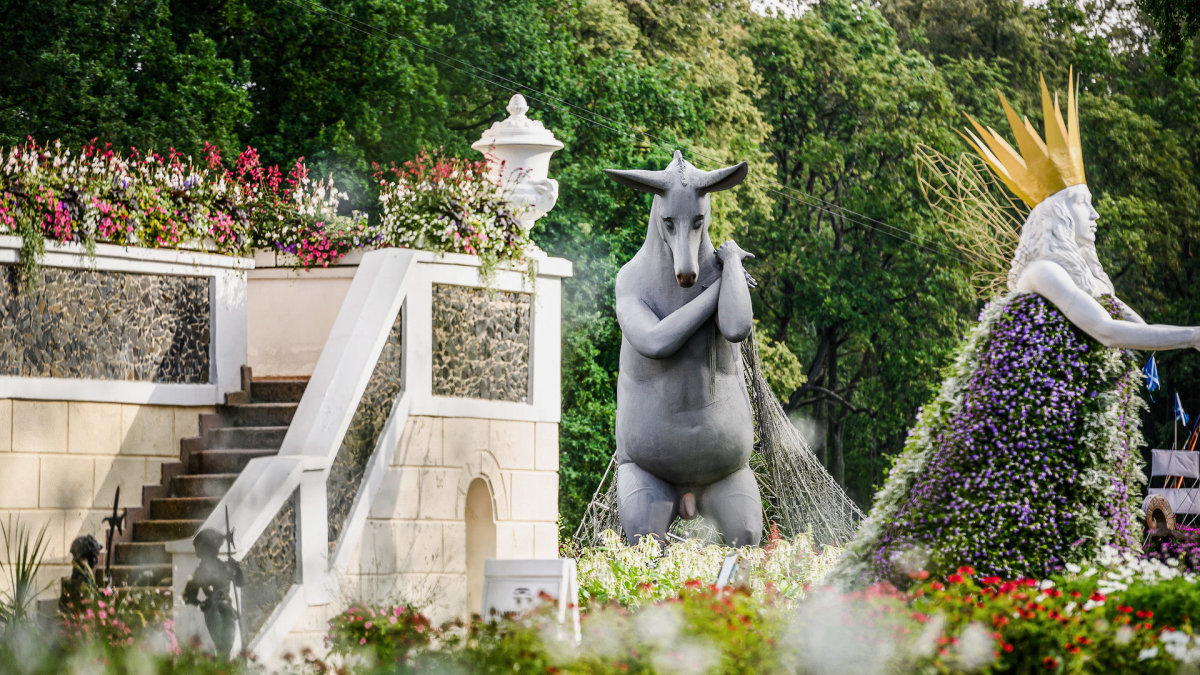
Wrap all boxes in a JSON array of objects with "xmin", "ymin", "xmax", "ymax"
[
  {"xmin": 1089, "ymin": 592, "xmax": 1106, "ymax": 602},
  {"xmin": 1043, "ymin": 656, "xmax": 1059, "ymax": 669},
  {"xmin": 947, "ymin": 574, "xmax": 965, "ymax": 584},
  {"xmin": 957, "ymin": 566, "xmax": 976, "ymax": 577},
  {"xmin": 981, "ymin": 575, "xmax": 1002, "ymax": 585}
]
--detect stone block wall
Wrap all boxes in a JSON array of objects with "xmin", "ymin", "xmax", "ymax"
[
  {"xmin": 278, "ymin": 414, "xmax": 559, "ymax": 653},
  {"xmin": 0, "ymin": 398, "xmax": 211, "ymax": 599}
]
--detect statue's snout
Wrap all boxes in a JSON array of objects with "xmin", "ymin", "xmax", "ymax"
[{"xmin": 676, "ymin": 272, "xmax": 696, "ymax": 288}]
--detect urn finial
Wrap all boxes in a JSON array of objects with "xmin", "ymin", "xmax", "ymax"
[
  {"xmin": 472, "ymin": 93, "xmax": 563, "ymax": 232},
  {"xmin": 506, "ymin": 94, "xmax": 530, "ymax": 118}
]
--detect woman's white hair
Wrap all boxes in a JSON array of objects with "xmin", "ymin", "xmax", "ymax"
[{"xmin": 1007, "ymin": 185, "xmax": 1114, "ymax": 296}]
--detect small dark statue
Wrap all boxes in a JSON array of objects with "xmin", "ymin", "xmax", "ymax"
[
  {"xmin": 59, "ymin": 535, "xmax": 102, "ymax": 612},
  {"xmin": 183, "ymin": 529, "xmax": 245, "ymax": 656}
]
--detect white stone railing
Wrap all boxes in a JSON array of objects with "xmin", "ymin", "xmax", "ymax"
[
  {"xmin": 168, "ymin": 248, "xmax": 417, "ymax": 656},
  {"xmin": 0, "ymin": 235, "xmax": 250, "ymax": 405},
  {"xmin": 168, "ymin": 247, "xmax": 572, "ymax": 658}
]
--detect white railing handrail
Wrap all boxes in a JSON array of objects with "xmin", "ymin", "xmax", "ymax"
[{"xmin": 168, "ymin": 248, "xmax": 418, "ymax": 656}]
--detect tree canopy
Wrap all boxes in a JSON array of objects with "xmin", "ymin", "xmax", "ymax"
[{"xmin": 3, "ymin": 0, "xmax": 1199, "ymax": 534}]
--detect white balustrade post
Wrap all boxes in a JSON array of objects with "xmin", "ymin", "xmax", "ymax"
[{"xmin": 471, "ymin": 94, "xmax": 564, "ymax": 233}]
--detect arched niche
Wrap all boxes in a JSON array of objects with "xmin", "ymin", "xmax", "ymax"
[{"xmin": 464, "ymin": 477, "xmax": 497, "ymax": 616}]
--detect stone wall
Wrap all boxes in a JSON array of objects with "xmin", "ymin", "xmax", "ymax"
[
  {"xmin": 431, "ymin": 284, "xmax": 531, "ymax": 402},
  {"xmin": 0, "ymin": 399, "xmax": 212, "ymax": 598},
  {"xmin": 278, "ymin": 414, "xmax": 559, "ymax": 652},
  {"xmin": 0, "ymin": 266, "xmax": 211, "ymax": 383}
]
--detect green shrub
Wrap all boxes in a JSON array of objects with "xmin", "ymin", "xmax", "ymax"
[{"xmin": 325, "ymin": 603, "xmax": 434, "ymax": 671}]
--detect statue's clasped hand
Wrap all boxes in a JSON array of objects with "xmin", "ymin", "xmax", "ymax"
[{"xmin": 716, "ymin": 240, "xmax": 757, "ymax": 288}]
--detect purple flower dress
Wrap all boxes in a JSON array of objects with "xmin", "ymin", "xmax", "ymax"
[{"xmin": 841, "ymin": 293, "xmax": 1144, "ymax": 584}]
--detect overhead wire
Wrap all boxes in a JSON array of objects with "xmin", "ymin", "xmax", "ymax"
[{"xmin": 283, "ymin": 0, "xmax": 978, "ymax": 268}]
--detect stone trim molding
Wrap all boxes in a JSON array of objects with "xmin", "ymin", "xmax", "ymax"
[
  {"xmin": 249, "ymin": 248, "xmax": 571, "ymax": 422},
  {"xmin": 0, "ymin": 236, "xmax": 251, "ymax": 405},
  {"xmin": 455, "ymin": 450, "xmax": 511, "ymax": 522}
]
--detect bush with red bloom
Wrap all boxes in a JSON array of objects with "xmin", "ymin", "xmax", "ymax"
[{"xmin": 326, "ymin": 602, "xmax": 435, "ymax": 668}]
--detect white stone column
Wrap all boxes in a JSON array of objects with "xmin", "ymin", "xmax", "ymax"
[{"xmin": 471, "ymin": 94, "xmax": 564, "ymax": 233}]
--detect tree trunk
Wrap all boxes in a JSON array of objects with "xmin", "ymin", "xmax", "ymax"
[
  {"xmin": 830, "ymin": 416, "xmax": 845, "ymax": 488},
  {"xmin": 827, "ymin": 337, "xmax": 845, "ymax": 487}
]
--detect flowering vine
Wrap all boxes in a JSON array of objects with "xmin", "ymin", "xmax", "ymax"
[{"xmin": 835, "ymin": 292, "xmax": 1144, "ymax": 586}]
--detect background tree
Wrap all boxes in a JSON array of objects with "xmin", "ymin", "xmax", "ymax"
[
  {"xmin": 744, "ymin": 0, "xmax": 973, "ymax": 501},
  {"xmin": 3, "ymin": 0, "xmax": 1200, "ymax": 529}
]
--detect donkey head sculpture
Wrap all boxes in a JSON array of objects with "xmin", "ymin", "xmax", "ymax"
[{"xmin": 605, "ymin": 151, "xmax": 747, "ymax": 288}]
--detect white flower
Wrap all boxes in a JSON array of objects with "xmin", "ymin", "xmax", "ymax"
[{"xmin": 1138, "ymin": 646, "xmax": 1159, "ymax": 661}]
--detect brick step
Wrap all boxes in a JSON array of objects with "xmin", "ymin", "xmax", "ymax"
[
  {"xmin": 205, "ymin": 425, "xmax": 288, "ymax": 450},
  {"xmin": 224, "ymin": 402, "xmax": 299, "ymax": 427},
  {"xmin": 110, "ymin": 564, "xmax": 172, "ymax": 588},
  {"xmin": 112, "ymin": 541, "xmax": 169, "ymax": 566},
  {"xmin": 190, "ymin": 449, "xmax": 277, "ymax": 474},
  {"xmin": 250, "ymin": 379, "xmax": 307, "ymax": 403},
  {"xmin": 171, "ymin": 473, "xmax": 238, "ymax": 498},
  {"xmin": 133, "ymin": 519, "xmax": 204, "ymax": 542},
  {"xmin": 150, "ymin": 496, "xmax": 221, "ymax": 520}
]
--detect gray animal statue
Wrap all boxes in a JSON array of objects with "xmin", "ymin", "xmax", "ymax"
[{"xmin": 605, "ymin": 151, "xmax": 761, "ymax": 547}]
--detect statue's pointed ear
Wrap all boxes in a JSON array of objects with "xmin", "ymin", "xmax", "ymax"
[
  {"xmin": 604, "ymin": 168, "xmax": 669, "ymax": 195},
  {"xmin": 697, "ymin": 162, "xmax": 748, "ymax": 195}
]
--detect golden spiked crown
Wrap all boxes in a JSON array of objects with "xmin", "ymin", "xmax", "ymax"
[{"xmin": 960, "ymin": 68, "xmax": 1086, "ymax": 208}]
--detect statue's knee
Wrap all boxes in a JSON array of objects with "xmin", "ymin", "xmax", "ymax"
[{"xmin": 725, "ymin": 528, "xmax": 760, "ymax": 547}]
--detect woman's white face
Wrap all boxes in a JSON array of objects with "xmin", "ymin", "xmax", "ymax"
[{"xmin": 1069, "ymin": 187, "xmax": 1099, "ymax": 244}]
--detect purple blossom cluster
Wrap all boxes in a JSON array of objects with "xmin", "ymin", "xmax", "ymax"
[
  {"xmin": 870, "ymin": 293, "xmax": 1141, "ymax": 584},
  {"xmin": 1143, "ymin": 525, "xmax": 1200, "ymax": 571}
]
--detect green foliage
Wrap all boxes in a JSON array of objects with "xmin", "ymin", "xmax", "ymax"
[
  {"xmin": 1136, "ymin": 0, "xmax": 1200, "ymax": 72},
  {"xmin": 754, "ymin": 327, "xmax": 807, "ymax": 402},
  {"xmin": 7, "ymin": 0, "xmax": 1200, "ymax": 538},
  {"xmin": 59, "ymin": 587, "xmax": 175, "ymax": 650},
  {"xmin": 0, "ymin": 517, "xmax": 50, "ymax": 628},
  {"xmin": 572, "ymin": 530, "xmax": 841, "ymax": 610},
  {"xmin": 744, "ymin": 0, "xmax": 974, "ymax": 499},
  {"xmin": 0, "ymin": 0, "xmax": 250, "ymax": 156},
  {"xmin": 0, "ymin": 630, "xmax": 251, "ymax": 675},
  {"xmin": 376, "ymin": 148, "xmax": 532, "ymax": 283},
  {"xmin": 325, "ymin": 603, "xmax": 434, "ymax": 670}
]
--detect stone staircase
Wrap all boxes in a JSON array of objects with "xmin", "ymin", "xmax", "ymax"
[{"xmin": 104, "ymin": 372, "xmax": 307, "ymax": 588}]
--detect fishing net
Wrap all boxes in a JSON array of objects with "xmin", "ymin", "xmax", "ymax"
[{"xmin": 573, "ymin": 327, "xmax": 864, "ymax": 548}]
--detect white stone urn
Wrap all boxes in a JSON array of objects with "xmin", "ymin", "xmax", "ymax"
[{"xmin": 471, "ymin": 94, "xmax": 563, "ymax": 232}]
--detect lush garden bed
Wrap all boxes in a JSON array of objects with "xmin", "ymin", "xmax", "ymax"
[
  {"xmin": 0, "ymin": 139, "xmax": 533, "ymax": 285},
  {"xmin": 9, "ymin": 531, "xmax": 1200, "ymax": 673}
]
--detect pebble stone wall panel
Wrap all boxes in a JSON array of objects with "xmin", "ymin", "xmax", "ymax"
[
  {"xmin": 242, "ymin": 490, "xmax": 299, "ymax": 638},
  {"xmin": 0, "ymin": 265, "xmax": 211, "ymax": 383},
  {"xmin": 327, "ymin": 308, "xmax": 405, "ymax": 549},
  {"xmin": 431, "ymin": 284, "xmax": 530, "ymax": 402}
]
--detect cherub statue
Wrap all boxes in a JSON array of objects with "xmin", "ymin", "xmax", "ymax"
[
  {"xmin": 59, "ymin": 535, "xmax": 102, "ymax": 612},
  {"xmin": 183, "ymin": 528, "xmax": 245, "ymax": 656}
]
